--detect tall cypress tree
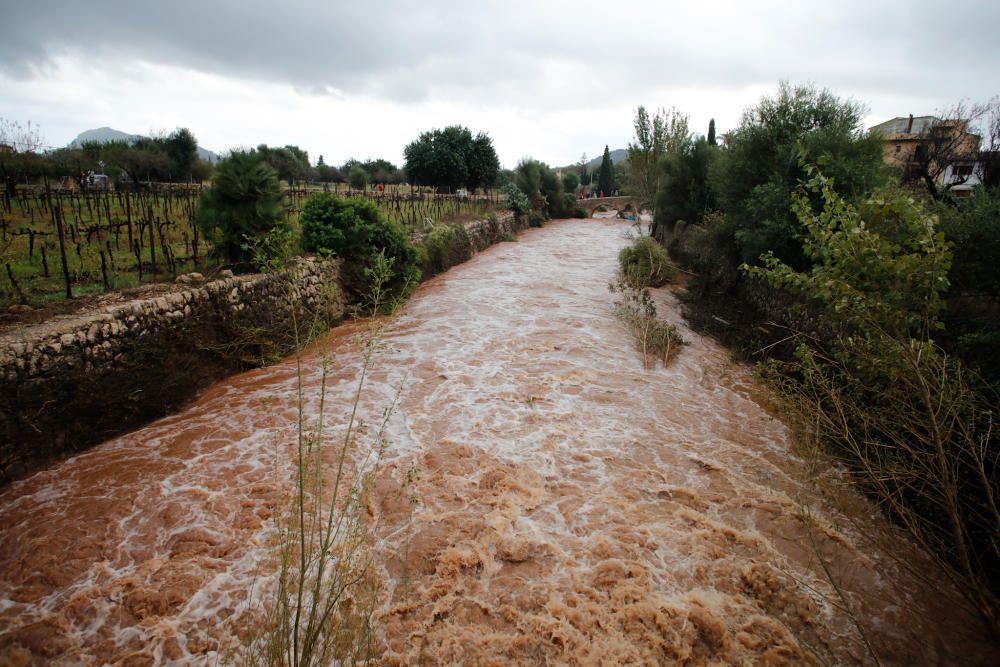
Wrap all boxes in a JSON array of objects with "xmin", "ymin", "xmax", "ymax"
[
  {"xmin": 708, "ymin": 119, "xmax": 717, "ymax": 146},
  {"xmin": 598, "ymin": 145, "xmax": 614, "ymax": 195}
]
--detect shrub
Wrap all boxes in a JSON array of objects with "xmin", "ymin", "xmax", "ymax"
[
  {"xmin": 618, "ymin": 236, "xmax": 673, "ymax": 287},
  {"xmin": 609, "ymin": 276, "xmax": 685, "ymax": 366},
  {"xmin": 300, "ymin": 193, "xmax": 419, "ymax": 302},
  {"xmin": 501, "ymin": 182, "xmax": 529, "ymax": 216},
  {"xmin": 197, "ymin": 151, "xmax": 286, "ymax": 262},
  {"xmin": 746, "ymin": 171, "xmax": 1000, "ymax": 626},
  {"xmin": 418, "ymin": 222, "xmax": 473, "ymax": 277}
]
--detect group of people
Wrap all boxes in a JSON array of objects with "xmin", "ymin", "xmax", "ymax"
[{"xmin": 577, "ymin": 189, "xmax": 619, "ymax": 199}]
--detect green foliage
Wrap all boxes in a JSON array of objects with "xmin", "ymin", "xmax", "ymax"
[
  {"xmin": 627, "ymin": 106, "xmax": 690, "ymax": 210},
  {"xmin": 342, "ymin": 158, "xmax": 404, "ymax": 185},
  {"xmin": 609, "ymin": 276, "xmax": 685, "ymax": 367},
  {"xmin": 418, "ymin": 223, "xmax": 473, "ymax": 277},
  {"xmin": 745, "ymin": 172, "xmax": 951, "ymax": 344},
  {"xmin": 197, "ymin": 151, "xmax": 286, "ymax": 262},
  {"xmin": 243, "ymin": 225, "xmax": 296, "ymax": 273},
  {"xmin": 937, "ymin": 188, "xmax": 1000, "ymax": 385},
  {"xmin": 655, "ymin": 137, "xmax": 718, "ymax": 233},
  {"xmin": 315, "ymin": 155, "xmax": 342, "ymax": 183},
  {"xmin": 348, "ymin": 165, "xmax": 368, "ymax": 190},
  {"xmin": 403, "ymin": 125, "xmax": 499, "ymax": 191},
  {"xmin": 597, "ymin": 145, "xmax": 614, "ymax": 195},
  {"xmin": 501, "ymin": 182, "xmax": 529, "ymax": 216},
  {"xmin": 746, "ymin": 174, "xmax": 999, "ymax": 622},
  {"xmin": 618, "ymin": 236, "xmax": 674, "ymax": 288},
  {"xmin": 670, "ymin": 211, "xmax": 742, "ymax": 294},
  {"xmin": 713, "ymin": 82, "xmax": 887, "ymax": 270},
  {"xmin": 514, "ymin": 158, "xmax": 571, "ymax": 219},
  {"xmin": 165, "ymin": 128, "xmax": 199, "ymax": 181},
  {"xmin": 299, "ymin": 192, "xmax": 419, "ymax": 301},
  {"xmin": 562, "ymin": 171, "xmax": 579, "ymax": 193},
  {"xmin": 256, "ymin": 144, "xmax": 312, "ymax": 184}
]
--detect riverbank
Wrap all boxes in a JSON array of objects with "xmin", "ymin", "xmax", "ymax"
[
  {"xmin": 0, "ymin": 210, "xmax": 528, "ymax": 482},
  {"xmin": 0, "ymin": 218, "xmax": 994, "ymax": 664}
]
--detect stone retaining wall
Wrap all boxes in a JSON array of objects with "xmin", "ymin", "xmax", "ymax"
[
  {"xmin": 0, "ymin": 258, "xmax": 344, "ymax": 480},
  {"xmin": 464, "ymin": 211, "xmax": 527, "ymax": 251}
]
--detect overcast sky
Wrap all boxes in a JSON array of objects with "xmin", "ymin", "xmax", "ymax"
[{"xmin": 2, "ymin": 0, "xmax": 998, "ymax": 168}]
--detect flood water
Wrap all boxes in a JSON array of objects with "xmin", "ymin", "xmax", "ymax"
[{"xmin": 0, "ymin": 218, "xmax": 994, "ymax": 665}]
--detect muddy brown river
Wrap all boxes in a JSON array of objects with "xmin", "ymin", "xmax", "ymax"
[{"xmin": 0, "ymin": 218, "xmax": 995, "ymax": 665}]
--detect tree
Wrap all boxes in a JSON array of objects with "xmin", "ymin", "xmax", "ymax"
[
  {"xmin": 315, "ymin": 155, "xmax": 341, "ymax": 182},
  {"xmin": 403, "ymin": 125, "xmax": 499, "ymax": 191},
  {"xmin": 256, "ymin": 144, "xmax": 312, "ymax": 184},
  {"xmin": 597, "ymin": 145, "xmax": 614, "ymax": 195},
  {"xmin": 712, "ymin": 82, "xmax": 886, "ymax": 269},
  {"xmin": 347, "ymin": 165, "xmax": 368, "ymax": 190},
  {"xmin": 562, "ymin": 171, "xmax": 579, "ymax": 193},
  {"xmin": 197, "ymin": 151, "xmax": 286, "ymax": 262},
  {"xmin": 708, "ymin": 119, "xmax": 717, "ymax": 146},
  {"xmin": 577, "ymin": 153, "xmax": 591, "ymax": 187},
  {"xmin": 164, "ymin": 128, "xmax": 198, "ymax": 181},
  {"xmin": 654, "ymin": 136, "xmax": 718, "ymax": 234},
  {"xmin": 466, "ymin": 132, "xmax": 500, "ymax": 190},
  {"xmin": 514, "ymin": 158, "xmax": 570, "ymax": 219},
  {"xmin": 627, "ymin": 106, "xmax": 690, "ymax": 212}
]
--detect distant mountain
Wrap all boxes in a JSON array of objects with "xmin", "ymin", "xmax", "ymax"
[
  {"xmin": 69, "ymin": 126, "xmax": 220, "ymax": 163},
  {"xmin": 586, "ymin": 149, "xmax": 627, "ymax": 170}
]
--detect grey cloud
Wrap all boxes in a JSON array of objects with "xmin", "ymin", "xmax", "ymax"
[{"xmin": 1, "ymin": 0, "xmax": 999, "ymax": 113}]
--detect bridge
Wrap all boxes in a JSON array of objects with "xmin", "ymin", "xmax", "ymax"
[{"xmin": 575, "ymin": 195, "xmax": 641, "ymax": 217}]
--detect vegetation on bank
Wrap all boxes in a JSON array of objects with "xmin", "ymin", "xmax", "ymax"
[{"xmin": 627, "ymin": 82, "xmax": 1000, "ymax": 633}]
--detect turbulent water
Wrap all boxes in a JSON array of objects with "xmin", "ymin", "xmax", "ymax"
[{"xmin": 0, "ymin": 218, "xmax": 994, "ymax": 665}]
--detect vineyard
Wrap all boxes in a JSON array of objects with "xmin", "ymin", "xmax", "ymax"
[{"xmin": 0, "ymin": 184, "xmax": 502, "ymax": 308}]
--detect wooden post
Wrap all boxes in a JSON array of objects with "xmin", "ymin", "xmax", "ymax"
[{"xmin": 53, "ymin": 205, "xmax": 73, "ymax": 299}]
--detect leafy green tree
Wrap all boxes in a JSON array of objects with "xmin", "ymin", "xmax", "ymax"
[
  {"xmin": 627, "ymin": 106, "xmax": 690, "ymax": 211},
  {"xmin": 299, "ymin": 193, "xmax": 419, "ymax": 300},
  {"xmin": 256, "ymin": 144, "xmax": 312, "ymax": 184},
  {"xmin": 348, "ymin": 165, "xmax": 368, "ymax": 190},
  {"xmin": 513, "ymin": 158, "xmax": 571, "ymax": 219},
  {"xmin": 597, "ymin": 145, "xmax": 614, "ymax": 195},
  {"xmin": 197, "ymin": 151, "xmax": 286, "ymax": 262},
  {"xmin": 165, "ymin": 128, "xmax": 198, "ymax": 181},
  {"xmin": 655, "ymin": 136, "xmax": 718, "ymax": 233},
  {"xmin": 466, "ymin": 132, "xmax": 500, "ymax": 190},
  {"xmin": 101, "ymin": 139, "xmax": 170, "ymax": 186},
  {"xmin": 562, "ymin": 171, "xmax": 579, "ymax": 193},
  {"xmin": 315, "ymin": 155, "xmax": 341, "ymax": 182},
  {"xmin": 404, "ymin": 125, "xmax": 499, "ymax": 191},
  {"xmin": 712, "ymin": 82, "xmax": 887, "ymax": 269}
]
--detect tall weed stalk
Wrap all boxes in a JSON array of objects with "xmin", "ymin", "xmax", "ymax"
[{"xmin": 237, "ymin": 252, "xmax": 410, "ymax": 665}]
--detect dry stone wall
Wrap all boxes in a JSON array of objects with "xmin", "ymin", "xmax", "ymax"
[{"xmin": 0, "ymin": 258, "xmax": 344, "ymax": 480}]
